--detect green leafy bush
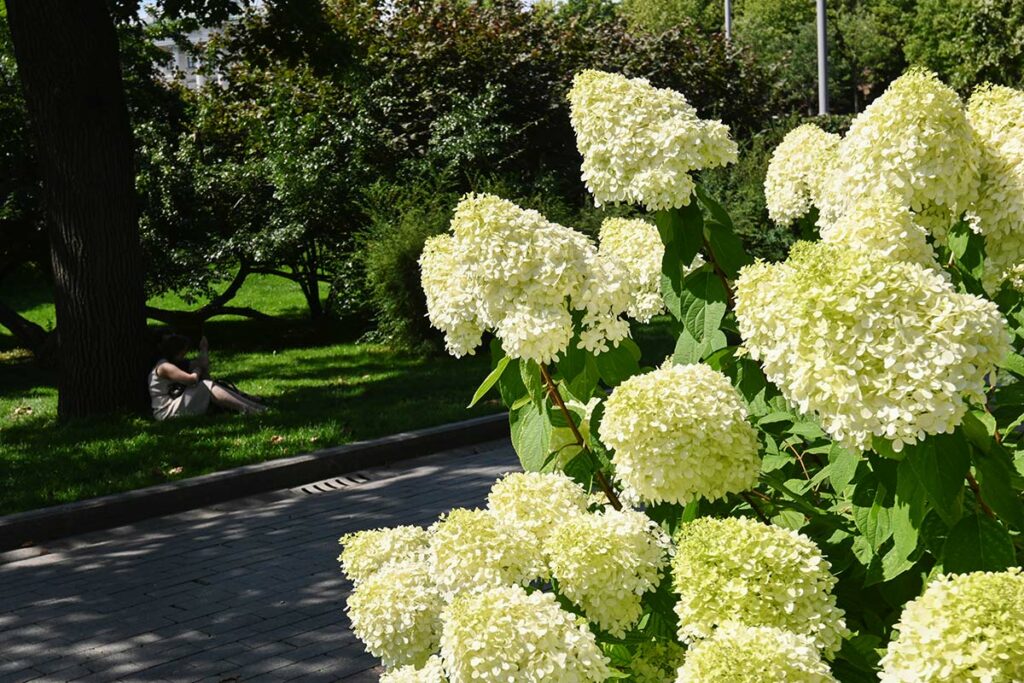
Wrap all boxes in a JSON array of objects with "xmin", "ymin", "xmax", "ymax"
[{"xmin": 340, "ymin": 68, "xmax": 1024, "ymax": 681}]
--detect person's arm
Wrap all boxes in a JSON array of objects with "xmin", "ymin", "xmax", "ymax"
[
  {"xmin": 195, "ymin": 336, "xmax": 210, "ymax": 378},
  {"xmin": 155, "ymin": 361, "xmax": 200, "ymax": 385}
]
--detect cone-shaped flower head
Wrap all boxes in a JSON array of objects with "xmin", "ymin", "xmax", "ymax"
[
  {"xmin": 675, "ymin": 622, "xmax": 838, "ymax": 683},
  {"xmin": 671, "ymin": 517, "xmax": 848, "ymax": 655},
  {"xmin": 346, "ymin": 559, "xmax": 444, "ymax": 669},
  {"xmin": 880, "ymin": 569, "xmax": 1024, "ymax": 682},
  {"xmin": 601, "ymin": 362, "xmax": 761, "ymax": 505},
  {"xmin": 568, "ymin": 70, "xmax": 737, "ymax": 211},
  {"xmin": 764, "ymin": 123, "xmax": 841, "ymax": 225},
  {"xmin": 818, "ymin": 68, "xmax": 979, "ymax": 233},
  {"xmin": 597, "ymin": 217, "xmax": 704, "ymax": 323},
  {"xmin": 338, "ymin": 525, "xmax": 431, "ymax": 585},
  {"xmin": 819, "ymin": 193, "xmax": 939, "ymax": 268},
  {"xmin": 419, "ymin": 194, "xmax": 631, "ymax": 363},
  {"xmin": 486, "ymin": 472, "xmax": 589, "ymax": 560},
  {"xmin": 428, "ymin": 508, "xmax": 541, "ymax": 597},
  {"xmin": 380, "ymin": 656, "xmax": 447, "ymax": 683},
  {"xmin": 544, "ymin": 508, "xmax": 671, "ymax": 637},
  {"xmin": 440, "ymin": 583, "xmax": 611, "ymax": 683},
  {"xmin": 968, "ymin": 84, "xmax": 1024, "ymax": 293},
  {"xmin": 735, "ymin": 241, "xmax": 1009, "ymax": 452}
]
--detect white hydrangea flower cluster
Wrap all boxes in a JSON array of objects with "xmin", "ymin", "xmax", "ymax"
[
  {"xmin": 568, "ymin": 70, "xmax": 737, "ymax": 211},
  {"xmin": 379, "ymin": 656, "xmax": 447, "ymax": 683},
  {"xmin": 819, "ymin": 193, "xmax": 939, "ymax": 269},
  {"xmin": 671, "ymin": 517, "xmax": 848, "ymax": 655},
  {"xmin": 600, "ymin": 362, "xmax": 761, "ymax": 505},
  {"xmin": 596, "ymin": 217, "xmax": 704, "ymax": 323},
  {"xmin": 439, "ymin": 584, "xmax": 610, "ymax": 683},
  {"xmin": 764, "ymin": 123, "xmax": 840, "ymax": 225},
  {"xmin": 545, "ymin": 508, "xmax": 671, "ymax": 636},
  {"xmin": 675, "ymin": 622, "xmax": 837, "ymax": 683},
  {"xmin": 486, "ymin": 472, "xmax": 589, "ymax": 559},
  {"xmin": 627, "ymin": 640, "xmax": 687, "ymax": 683},
  {"xmin": 816, "ymin": 69, "xmax": 979, "ymax": 230},
  {"xmin": 419, "ymin": 194, "xmax": 632, "ymax": 364},
  {"xmin": 967, "ymin": 85, "xmax": 1024, "ymax": 293},
  {"xmin": 428, "ymin": 508, "xmax": 541, "ymax": 598},
  {"xmin": 338, "ymin": 525, "xmax": 430, "ymax": 585},
  {"xmin": 879, "ymin": 569, "xmax": 1024, "ymax": 682},
  {"xmin": 345, "ymin": 559, "xmax": 445, "ymax": 668},
  {"xmin": 735, "ymin": 241, "xmax": 1010, "ymax": 452}
]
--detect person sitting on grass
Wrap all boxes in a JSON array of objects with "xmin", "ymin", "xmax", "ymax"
[{"xmin": 149, "ymin": 333, "xmax": 267, "ymax": 421}]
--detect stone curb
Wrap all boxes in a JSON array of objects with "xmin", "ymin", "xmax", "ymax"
[{"xmin": 0, "ymin": 413, "xmax": 509, "ymax": 553}]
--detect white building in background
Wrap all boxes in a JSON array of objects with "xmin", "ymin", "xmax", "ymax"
[{"xmin": 152, "ymin": 26, "xmax": 223, "ymax": 90}]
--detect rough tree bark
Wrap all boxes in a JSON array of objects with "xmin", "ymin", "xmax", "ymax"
[{"xmin": 5, "ymin": 0, "xmax": 150, "ymax": 417}]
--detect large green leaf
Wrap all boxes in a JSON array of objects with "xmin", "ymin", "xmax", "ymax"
[
  {"xmin": 594, "ymin": 342, "xmax": 641, "ymax": 387},
  {"xmin": 520, "ymin": 359, "xmax": 545, "ymax": 407},
  {"xmin": 654, "ymin": 204, "xmax": 703, "ymax": 263},
  {"xmin": 941, "ymin": 514, "xmax": 1016, "ymax": 573},
  {"xmin": 557, "ymin": 341, "xmax": 600, "ymax": 401},
  {"xmin": 972, "ymin": 446, "xmax": 1024, "ymax": 530},
  {"xmin": 897, "ymin": 434, "xmax": 969, "ymax": 527},
  {"xmin": 468, "ymin": 355, "xmax": 511, "ymax": 408},
  {"xmin": 509, "ymin": 400, "xmax": 553, "ymax": 472}
]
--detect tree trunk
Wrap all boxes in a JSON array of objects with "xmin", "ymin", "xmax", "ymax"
[{"xmin": 5, "ymin": 0, "xmax": 149, "ymax": 418}]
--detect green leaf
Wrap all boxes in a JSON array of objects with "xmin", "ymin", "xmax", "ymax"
[
  {"xmin": 680, "ymin": 271, "xmax": 728, "ymax": 341},
  {"xmin": 468, "ymin": 355, "xmax": 511, "ymax": 408},
  {"xmin": 495, "ymin": 345, "xmax": 528, "ymax": 407},
  {"xmin": 557, "ymin": 342, "xmax": 600, "ymax": 401},
  {"xmin": 898, "ymin": 434, "xmax": 969, "ymax": 527},
  {"xmin": 972, "ymin": 446, "xmax": 1024, "ymax": 530},
  {"xmin": 509, "ymin": 401, "xmax": 552, "ymax": 472},
  {"xmin": 852, "ymin": 481, "xmax": 894, "ymax": 551},
  {"xmin": 594, "ymin": 343, "xmax": 641, "ymax": 387},
  {"xmin": 961, "ymin": 410, "xmax": 998, "ymax": 453},
  {"xmin": 829, "ymin": 444, "xmax": 860, "ymax": 494},
  {"xmin": 672, "ymin": 327, "xmax": 727, "ymax": 366},
  {"xmin": 941, "ymin": 514, "xmax": 1016, "ymax": 573},
  {"xmin": 998, "ymin": 352, "xmax": 1024, "ymax": 379},
  {"xmin": 654, "ymin": 204, "xmax": 703, "ymax": 263},
  {"xmin": 520, "ymin": 359, "xmax": 545, "ymax": 407}
]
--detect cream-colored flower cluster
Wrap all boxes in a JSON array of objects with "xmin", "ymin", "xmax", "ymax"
[
  {"xmin": 440, "ymin": 584, "xmax": 610, "ymax": 683},
  {"xmin": 880, "ymin": 569, "xmax": 1024, "ymax": 682},
  {"xmin": 545, "ymin": 508, "xmax": 671, "ymax": 636},
  {"xmin": 816, "ymin": 68, "xmax": 978, "ymax": 230},
  {"xmin": 597, "ymin": 218, "xmax": 666, "ymax": 322},
  {"xmin": 379, "ymin": 656, "xmax": 447, "ymax": 683},
  {"xmin": 429, "ymin": 507, "xmax": 541, "ymax": 597},
  {"xmin": 338, "ymin": 525, "xmax": 430, "ymax": 585},
  {"xmin": 487, "ymin": 471, "xmax": 589, "ymax": 568},
  {"xmin": 419, "ymin": 194, "xmax": 632, "ymax": 364},
  {"xmin": 601, "ymin": 362, "xmax": 761, "ymax": 505},
  {"xmin": 675, "ymin": 622, "xmax": 837, "ymax": 683},
  {"xmin": 968, "ymin": 85, "xmax": 1024, "ymax": 293},
  {"xmin": 345, "ymin": 559, "xmax": 445, "ymax": 668},
  {"xmin": 764, "ymin": 123, "xmax": 840, "ymax": 225},
  {"xmin": 342, "ymin": 472, "xmax": 684, "ymax": 681},
  {"xmin": 568, "ymin": 70, "xmax": 737, "ymax": 211},
  {"xmin": 671, "ymin": 517, "xmax": 848, "ymax": 655},
  {"xmin": 736, "ymin": 241, "xmax": 1009, "ymax": 452},
  {"xmin": 819, "ymin": 193, "xmax": 939, "ymax": 269}
]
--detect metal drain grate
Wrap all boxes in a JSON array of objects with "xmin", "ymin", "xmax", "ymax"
[{"xmin": 296, "ymin": 472, "xmax": 372, "ymax": 495}]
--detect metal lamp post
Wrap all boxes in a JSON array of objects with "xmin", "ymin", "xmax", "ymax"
[
  {"xmin": 817, "ymin": 0, "xmax": 829, "ymax": 115},
  {"xmin": 724, "ymin": 0, "xmax": 732, "ymax": 41}
]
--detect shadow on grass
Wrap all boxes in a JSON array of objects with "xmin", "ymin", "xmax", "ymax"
[{"xmin": 0, "ymin": 319, "xmax": 495, "ymax": 515}]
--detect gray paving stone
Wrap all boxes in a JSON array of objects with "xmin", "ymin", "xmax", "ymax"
[{"xmin": 0, "ymin": 441, "xmax": 516, "ymax": 682}]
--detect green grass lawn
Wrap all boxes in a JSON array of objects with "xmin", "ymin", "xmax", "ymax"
[{"xmin": 0, "ymin": 269, "xmax": 499, "ymax": 515}]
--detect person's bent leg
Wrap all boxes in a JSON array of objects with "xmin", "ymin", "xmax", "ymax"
[{"xmin": 209, "ymin": 383, "xmax": 267, "ymax": 414}]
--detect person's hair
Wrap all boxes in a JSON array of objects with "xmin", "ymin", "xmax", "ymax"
[{"xmin": 157, "ymin": 333, "xmax": 192, "ymax": 366}]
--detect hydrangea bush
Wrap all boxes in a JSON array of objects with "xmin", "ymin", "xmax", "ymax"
[{"xmin": 339, "ymin": 69, "xmax": 1024, "ymax": 681}]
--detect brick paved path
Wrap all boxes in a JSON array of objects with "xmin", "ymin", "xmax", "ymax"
[{"xmin": 0, "ymin": 441, "xmax": 517, "ymax": 683}]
